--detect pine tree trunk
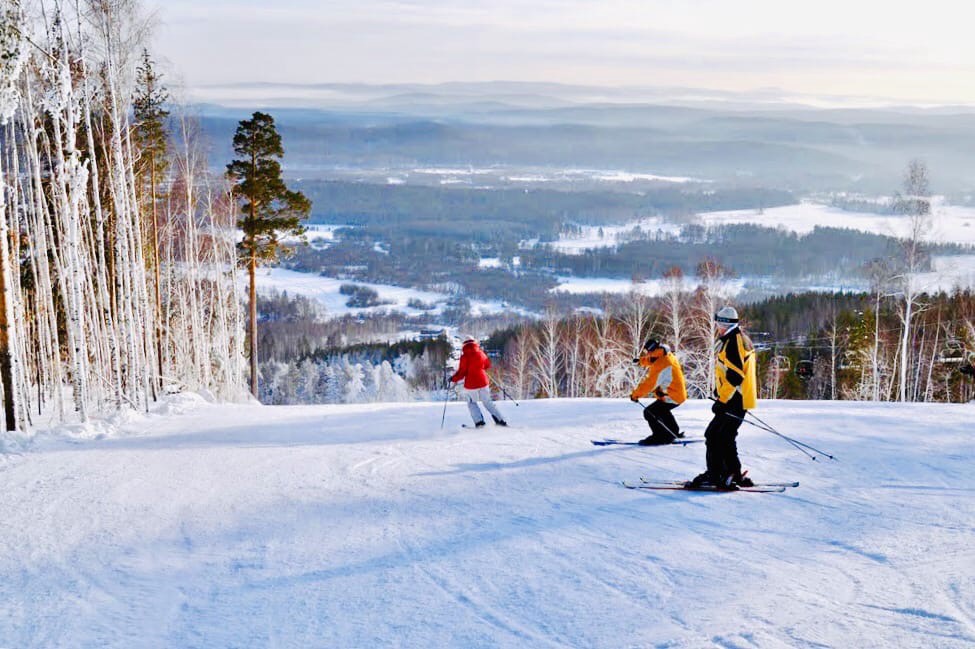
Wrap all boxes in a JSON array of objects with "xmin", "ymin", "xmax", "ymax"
[{"xmin": 249, "ymin": 255, "xmax": 258, "ymax": 398}]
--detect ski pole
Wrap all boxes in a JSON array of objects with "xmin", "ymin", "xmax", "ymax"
[
  {"xmin": 725, "ymin": 411, "xmax": 819, "ymax": 460},
  {"xmin": 744, "ymin": 410, "xmax": 836, "ymax": 461},
  {"xmin": 708, "ymin": 399, "xmax": 835, "ymax": 461},
  {"xmin": 440, "ymin": 383, "xmax": 452, "ymax": 429},
  {"xmin": 736, "ymin": 411, "xmax": 829, "ymax": 458},
  {"xmin": 498, "ymin": 384, "xmax": 520, "ymax": 406},
  {"xmin": 487, "ymin": 371, "xmax": 520, "ymax": 406},
  {"xmin": 630, "ymin": 399, "xmax": 680, "ymax": 440}
]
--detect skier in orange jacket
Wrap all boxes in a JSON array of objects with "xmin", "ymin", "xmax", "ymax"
[{"xmin": 630, "ymin": 339, "xmax": 687, "ymax": 445}]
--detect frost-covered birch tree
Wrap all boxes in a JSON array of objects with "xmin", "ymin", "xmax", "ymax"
[
  {"xmin": 892, "ymin": 160, "xmax": 932, "ymax": 402},
  {"xmin": 0, "ymin": 0, "xmax": 29, "ymax": 431},
  {"xmin": 0, "ymin": 0, "xmax": 247, "ymax": 437},
  {"xmin": 530, "ymin": 308, "xmax": 562, "ymax": 398},
  {"xmin": 684, "ymin": 259, "xmax": 730, "ymax": 397},
  {"xmin": 660, "ymin": 266, "xmax": 686, "ymax": 354}
]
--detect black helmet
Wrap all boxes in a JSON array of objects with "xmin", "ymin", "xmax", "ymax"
[{"xmin": 643, "ymin": 338, "xmax": 661, "ymax": 353}]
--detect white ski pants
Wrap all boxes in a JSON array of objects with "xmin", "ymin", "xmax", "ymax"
[{"xmin": 464, "ymin": 387, "xmax": 505, "ymax": 424}]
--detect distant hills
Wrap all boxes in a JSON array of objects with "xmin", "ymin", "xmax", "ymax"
[{"xmin": 193, "ymin": 81, "xmax": 975, "ymax": 193}]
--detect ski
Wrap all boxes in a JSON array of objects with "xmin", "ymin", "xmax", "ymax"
[
  {"xmin": 640, "ymin": 477, "xmax": 799, "ymax": 488},
  {"xmin": 591, "ymin": 438, "xmax": 702, "ymax": 447},
  {"xmin": 622, "ymin": 481, "xmax": 787, "ymax": 493},
  {"xmin": 461, "ymin": 423, "xmax": 511, "ymax": 429}
]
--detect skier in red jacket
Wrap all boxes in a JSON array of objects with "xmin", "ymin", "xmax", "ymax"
[{"xmin": 450, "ymin": 338, "xmax": 507, "ymax": 427}]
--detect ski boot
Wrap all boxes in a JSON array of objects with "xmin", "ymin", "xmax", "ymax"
[
  {"xmin": 733, "ymin": 470, "xmax": 755, "ymax": 488},
  {"xmin": 638, "ymin": 435, "xmax": 670, "ymax": 446},
  {"xmin": 684, "ymin": 471, "xmax": 711, "ymax": 488}
]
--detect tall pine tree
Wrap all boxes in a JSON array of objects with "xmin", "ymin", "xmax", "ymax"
[{"xmin": 227, "ymin": 112, "xmax": 310, "ymax": 398}]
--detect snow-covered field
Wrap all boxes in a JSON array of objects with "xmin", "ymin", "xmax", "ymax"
[
  {"xmin": 550, "ymin": 254, "xmax": 975, "ymax": 298},
  {"xmin": 548, "ymin": 217, "xmax": 682, "ymax": 255},
  {"xmin": 699, "ymin": 199, "xmax": 975, "ymax": 245},
  {"xmin": 551, "ymin": 275, "xmax": 748, "ymax": 297},
  {"xmin": 539, "ymin": 199, "xmax": 975, "ymax": 297},
  {"xmin": 252, "ymin": 268, "xmax": 522, "ymax": 321},
  {"xmin": 2, "ymin": 397, "xmax": 973, "ymax": 647},
  {"xmin": 408, "ymin": 166, "xmax": 704, "ymax": 186},
  {"xmin": 544, "ymin": 198, "xmax": 975, "ymax": 254},
  {"xmin": 303, "ymin": 224, "xmax": 347, "ymax": 245}
]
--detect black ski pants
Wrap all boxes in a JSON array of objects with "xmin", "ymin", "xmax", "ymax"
[
  {"xmin": 704, "ymin": 401, "xmax": 745, "ymax": 481},
  {"xmin": 642, "ymin": 400, "xmax": 679, "ymax": 442}
]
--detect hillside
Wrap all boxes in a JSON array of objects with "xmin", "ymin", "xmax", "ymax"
[{"xmin": 0, "ymin": 397, "xmax": 972, "ymax": 647}]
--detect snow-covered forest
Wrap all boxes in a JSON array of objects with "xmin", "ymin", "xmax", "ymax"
[
  {"xmin": 255, "ymin": 265, "xmax": 975, "ymax": 406},
  {"xmin": 0, "ymin": 0, "xmax": 247, "ymax": 434},
  {"xmin": 490, "ymin": 278, "xmax": 975, "ymax": 404}
]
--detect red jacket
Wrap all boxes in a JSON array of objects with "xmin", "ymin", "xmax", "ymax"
[{"xmin": 451, "ymin": 340, "xmax": 491, "ymax": 389}]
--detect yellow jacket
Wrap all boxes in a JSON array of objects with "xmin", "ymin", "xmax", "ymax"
[
  {"xmin": 715, "ymin": 325, "xmax": 757, "ymax": 410},
  {"xmin": 632, "ymin": 349, "xmax": 687, "ymax": 405}
]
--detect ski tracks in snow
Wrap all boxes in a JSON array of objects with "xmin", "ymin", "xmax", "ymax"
[{"xmin": 1, "ymin": 398, "xmax": 974, "ymax": 647}]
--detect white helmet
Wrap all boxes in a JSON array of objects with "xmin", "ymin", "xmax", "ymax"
[{"xmin": 715, "ymin": 306, "xmax": 739, "ymax": 325}]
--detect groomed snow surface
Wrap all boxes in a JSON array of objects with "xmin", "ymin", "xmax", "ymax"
[{"xmin": 1, "ymin": 397, "xmax": 973, "ymax": 648}]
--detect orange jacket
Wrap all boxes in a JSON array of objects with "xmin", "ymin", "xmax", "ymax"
[{"xmin": 631, "ymin": 348, "xmax": 687, "ymax": 404}]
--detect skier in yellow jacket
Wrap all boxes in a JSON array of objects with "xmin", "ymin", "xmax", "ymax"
[
  {"xmin": 630, "ymin": 339, "xmax": 687, "ymax": 445},
  {"xmin": 687, "ymin": 306, "xmax": 758, "ymax": 490}
]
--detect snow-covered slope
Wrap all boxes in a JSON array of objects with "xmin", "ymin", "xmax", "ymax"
[{"xmin": 1, "ymin": 397, "xmax": 973, "ymax": 648}]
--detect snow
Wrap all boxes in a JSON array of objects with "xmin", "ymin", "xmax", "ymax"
[
  {"xmin": 699, "ymin": 198, "xmax": 975, "ymax": 245},
  {"xmin": 549, "ymin": 217, "xmax": 682, "ymax": 254},
  {"xmin": 917, "ymin": 254, "xmax": 975, "ymax": 293},
  {"xmin": 549, "ymin": 256, "xmax": 975, "ymax": 297},
  {"xmin": 413, "ymin": 167, "xmax": 496, "ymax": 176},
  {"xmin": 478, "ymin": 257, "xmax": 503, "ymax": 268},
  {"xmin": 404, "ymin": 166, "xmax": 707, "ymax": 187},
  {"xmin": 295, "ymin": 224, "xmax": 349, "ymax": 247},
  {"xmin": 254, "ymin": 268, "xmax": 449, "ymax": 318},
  {"xmin": 544, "ymin": 199, "xmax": 975, "ymax": 258},
  {"xmin": 504, "ymin": 175, "xmax": 552, "ymax": 183},
  {"xmin": 551, "ymin": 276, "xmax": 747, "ymax": 296},
  {"xmin": 253, "ymin": 267, "xmax": 528, "ymax": 320},
  {"xmin": 1, "ymin": 397, "xmax": 972, "ymax": 647},
  {"xmin": 583, "ymin": 169, "xmax": 699, "ymax": 184}
]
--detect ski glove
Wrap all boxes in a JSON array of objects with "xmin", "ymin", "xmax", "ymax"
[
  {"xmin": 630, "ymin": 394, "xmax": 640, "ymax": 403},
  {"xmin": 711, "ymin": 400, "xmax": 727, "ymax": 414}
]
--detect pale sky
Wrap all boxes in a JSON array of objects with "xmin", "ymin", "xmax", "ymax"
[{"xmin": 154, "ymin": 0, "xmax": 975, "ymax": 104}]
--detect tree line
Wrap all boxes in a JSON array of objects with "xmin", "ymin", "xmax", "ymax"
[{"xmin": 0, "ymin": 0, "xmax": 309, "ymax": 432}]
